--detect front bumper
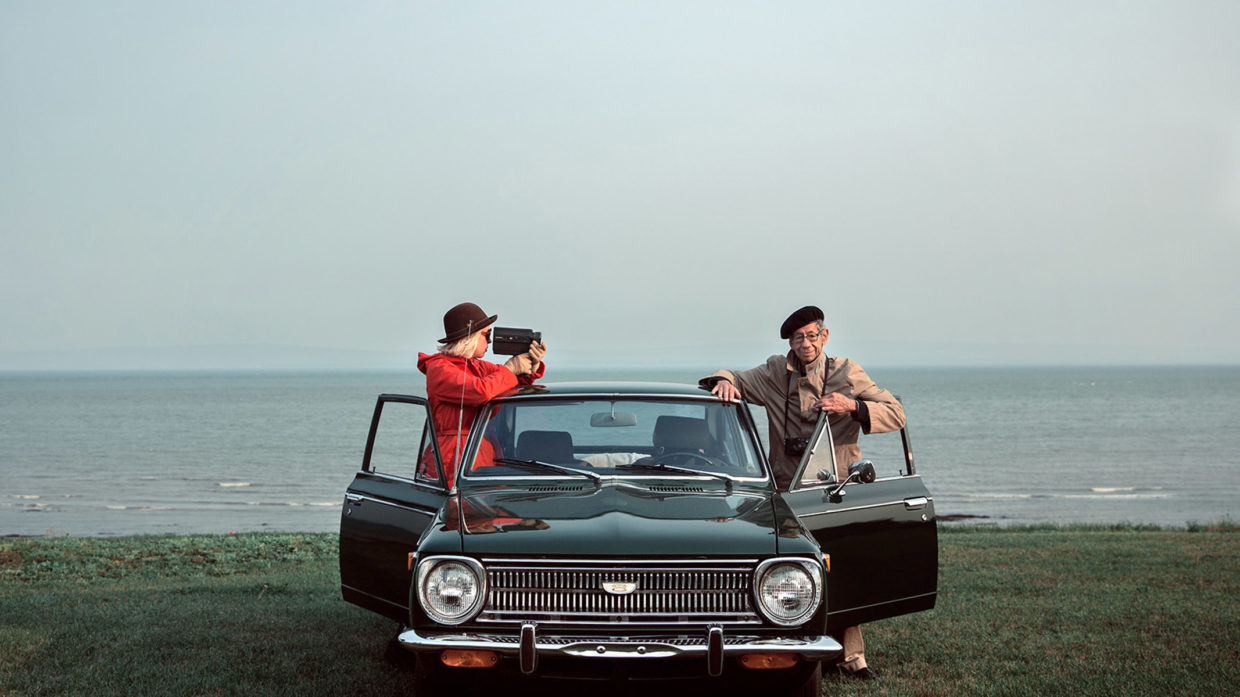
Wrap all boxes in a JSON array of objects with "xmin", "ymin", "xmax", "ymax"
[{"xmin": 398, "ymin": 623, "xmax": 843, "ymax": 677}]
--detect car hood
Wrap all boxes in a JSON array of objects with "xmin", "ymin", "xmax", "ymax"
[{"xmin": 438, "ymin": 480, "xmax": 799, "ymax": 556}]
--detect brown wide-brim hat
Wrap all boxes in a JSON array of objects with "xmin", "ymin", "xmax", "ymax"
[
  {"xmin": 439, "ymin": 302, "xmax": 498, "ymax": 343},
  {"xmin": 780, "ymin": 305, "xmax": 825, "ymax": 339}
]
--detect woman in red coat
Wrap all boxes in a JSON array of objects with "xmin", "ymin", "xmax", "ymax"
[{"xmin": 417, "ymin": 302, "xmax": 546, "ymax": 487}]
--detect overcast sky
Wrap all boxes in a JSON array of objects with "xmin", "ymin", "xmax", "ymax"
[{"xmin": 3, "ymin": 1, "xmax": 1238, "ymax": 370}]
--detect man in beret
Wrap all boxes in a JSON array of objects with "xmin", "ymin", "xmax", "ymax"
[{"xmin": 699, "ymin": 305, "xmax": 904, "ymax": 681}]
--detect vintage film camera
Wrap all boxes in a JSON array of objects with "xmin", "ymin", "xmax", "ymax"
[
  {"xmin": 783, "ymin": 436, "xmax": 810, "ymax": 457},
  {"xmin": 491, "ymin": 327, "xmax": 543, "ymax": 356}
]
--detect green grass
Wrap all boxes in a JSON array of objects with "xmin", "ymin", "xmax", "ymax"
[
  {"xmin": 2, "ymin": 526, "xmax": 1238, "ymax": 696},
  {"xmin": 0, "ymin": 534, "xmax": 414, "ymax": 696}
]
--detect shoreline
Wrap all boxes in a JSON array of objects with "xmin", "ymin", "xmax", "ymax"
[{"xmin": 4, "ymin": 520, "xmax": 1237, "ymax": 540}]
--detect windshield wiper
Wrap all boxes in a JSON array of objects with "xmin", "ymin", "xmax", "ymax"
[
  {"xmin": 615, "ymin": 463, "xmax": 733, "ymax": 491},
  {"xmin": 492, "ymin": 458, "xmax": 602, "ymax": 485}
]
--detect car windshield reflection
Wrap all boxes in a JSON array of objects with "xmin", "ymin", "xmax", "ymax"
[{"xmin": 464, "ymin": 399, "xmax": 764, "ymax": 480}]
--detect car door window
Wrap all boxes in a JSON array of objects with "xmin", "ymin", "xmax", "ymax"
[
  {"xmin": 342, "ymin": 395, "xmax": 448, "ymax": 621},
  {"xmin": 784, "ymin": 411, "xmax": 937, "ymax": 629},
  {"xmin": 850, "ymin": 427, "xmax": 915, "ymax": 479},
  {"xmin": 791, "ymin": 414, "xmax": 837, "ymax": 489},
  {"xmin": 361, "ymin": 396, "xmax": 446, "ymax": 489},
  {"xmin": 791, "ymin": 413, "xmax": 916, "ymax": 490},
  {"xmin": 367, "ymin": 400, "xmax": 429, "ymax": 479}
]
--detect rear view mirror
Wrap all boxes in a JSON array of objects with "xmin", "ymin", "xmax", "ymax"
[{"xmin": 590, "ymin": 412, "xmax": 637, "ymax": 427}]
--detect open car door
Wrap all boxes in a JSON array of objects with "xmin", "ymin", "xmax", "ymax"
[
  {"xmin": 782, "ymin": 410, "xmax": 938, "ymax": 631},
  {"xmin": 339, "ymin": 394, "xmax": 450, "ymax": 622}
]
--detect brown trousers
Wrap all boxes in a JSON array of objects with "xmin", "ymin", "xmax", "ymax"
[{"xmin": 838, "ymin": 625, "xmax": 867, "ymax": 671}]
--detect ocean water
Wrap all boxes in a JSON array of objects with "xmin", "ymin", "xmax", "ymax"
[{"xmin": 2, "ymin": 365, "xmax": 1237, "ymax": 537}]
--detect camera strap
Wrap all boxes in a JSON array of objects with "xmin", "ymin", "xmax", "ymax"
[
  {"xmin": 782, "ymin": 368, "xmax": 798, "ymax": 444},
  {"xmin": 784, "ymin": 354, "xmax": 833, "ymax": 440},
  {"xmin": 454, "ymin": 319, "xmax": 473, "ymax": 478}
]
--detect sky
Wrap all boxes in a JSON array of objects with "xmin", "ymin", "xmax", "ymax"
[{"xmin": 3, "ymin": 1, "xmax": 1239, "ymax": 370}]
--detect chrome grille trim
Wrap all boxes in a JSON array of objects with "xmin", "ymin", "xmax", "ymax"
[
  {"xmin": 464, "ymin": 634, "xmax": 762, "ymax": 646},
  {"xmin": 478, "ymin": 559, "xmax": 760, "ymax": 626}
]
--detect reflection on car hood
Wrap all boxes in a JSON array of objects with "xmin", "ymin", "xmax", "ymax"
[{"xmin": 444, "ymin": 481, "xmax": 795, "ymax": 556}]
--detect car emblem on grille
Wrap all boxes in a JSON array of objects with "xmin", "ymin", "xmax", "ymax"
[{"xmin": 601, "ymin": 581, "xmax": 638, "ymax": 595}]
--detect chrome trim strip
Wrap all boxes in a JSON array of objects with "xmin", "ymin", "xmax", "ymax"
[
  {"xmin": 476, "ymin": 615, "xmax": 762, "ymax": 626},
  {"xmin": 357, "ymin": 470, "xmax": 446, "ymax": 491},
  {"xmin": 480, "ymin": 558, "xmax": 761, "ymax": 565},
  {"xmin": 494, "ymin": 392, "xmax": 726, "ymax": 404},
  {"xmin": 826, "ymin": 591, "xmax": 938, "ymax": 618},
  {"xmin": 794, "ymin": 496, "xmax": 935, "ymax": 520},
  {"xmin": 397, "ymin": 627, "xmax": 843, "ymax": 661},
  {"xmin": 479, "ymin": 561, "xmax": 760, "ymax": 625},
  {"xmin": 460, "ymin": 473, "xmax": 768, "ymax": 484},
  {"xmin": 344, "ymin": 493, "xmax": 436, "ymax": 517},
  {"xmin": 798, "ymin": 473, "xmax": 927, "ymax": 490},
  {"xmin": 873, "ymin": 473, "xmax": 925, "ymax": 484},
  {"xmin": 341, "ymin": 584, "xmax": 405, "ymax": 612}
]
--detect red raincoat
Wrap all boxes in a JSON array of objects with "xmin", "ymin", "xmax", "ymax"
[{"xmin": 416, "ymin": 352, "xmax": 545, "ymax": 487}]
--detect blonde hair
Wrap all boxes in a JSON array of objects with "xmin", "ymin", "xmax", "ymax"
[{"xmin": 439, "ymin": 330, "xmax": 482, "ymax": 358}]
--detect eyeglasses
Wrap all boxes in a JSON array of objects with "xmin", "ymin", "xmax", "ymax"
[
  {"xmin": 481, "ymin": 329, "xmax": 492, "ymax": 343},
  {"xmin": 789, "ymin": 331, "xmax": 822, "ymax": 345}
]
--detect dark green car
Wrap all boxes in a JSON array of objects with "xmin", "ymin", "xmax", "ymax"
[{"xmin": 340, "ymin": 382, "xmax": 937, "ymax": 696}]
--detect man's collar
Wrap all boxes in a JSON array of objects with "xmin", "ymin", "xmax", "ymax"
[{"xmin": 785, "ymin": 350, "xmax": 828, "ymax": 376}]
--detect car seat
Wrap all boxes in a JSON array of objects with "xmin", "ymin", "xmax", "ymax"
[
  {"xmin": 652, "ymin": 416, "xmax": 710, "ymax": 455},
  {"xmin": 516, "ymin": 430, "xmax": 577, "ymax": 464}
]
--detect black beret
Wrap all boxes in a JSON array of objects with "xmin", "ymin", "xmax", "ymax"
[{"xmin": 780, "ymin": 305, "xmax": 825, "ymax": 339}]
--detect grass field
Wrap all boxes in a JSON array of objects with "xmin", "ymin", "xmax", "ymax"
[{"xmin": 1, "ymin": 525, "xmax": 1237, "ymax": 696}]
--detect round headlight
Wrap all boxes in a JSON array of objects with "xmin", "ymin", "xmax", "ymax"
[
  {"xmin": 417, "ymin": 557, "xmax": 486, "ymax": 625},
  {"xmin": 754, "ymin": 559, "xmax": 822, "ymax": 626}
]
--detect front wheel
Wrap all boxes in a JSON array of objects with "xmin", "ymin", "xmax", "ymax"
[
  {"xmin": 412, "ymin": 654, "xmax": 441, "ymax": 697},
  {"xmin": 790, "ymin": 663, "xmax": 823, "ymax": 697},
  {"xmin": 383, "ymin": 629, "xmax": 416, "ymax": 672}
]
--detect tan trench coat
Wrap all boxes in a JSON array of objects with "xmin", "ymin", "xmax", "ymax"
[{"xmin": 703, "ymin": 352, "xmax": 905, "ymax": 488}]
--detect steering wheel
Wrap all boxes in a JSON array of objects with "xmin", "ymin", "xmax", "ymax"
[{"xmin": 651, "ymin": 451, "xmax": 719, "ymax": 468}]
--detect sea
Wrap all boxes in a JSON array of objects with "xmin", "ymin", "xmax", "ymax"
[{"xmin": 2, "ymin": 366, "xmax": 1237, "ymax": 537}]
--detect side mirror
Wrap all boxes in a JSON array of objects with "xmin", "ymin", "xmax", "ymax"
[
  {"xmin": 828, "ymin": 460, "xmax": 876, "ymax": 498},
  {"xmin": 848, "ymin": 460, "xmax": 876, "ymax": 484}
]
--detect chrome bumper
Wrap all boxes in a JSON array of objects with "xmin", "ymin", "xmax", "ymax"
[{"xmin": 397, "ymin": 624, "xmax": 843, "ymax": 676}]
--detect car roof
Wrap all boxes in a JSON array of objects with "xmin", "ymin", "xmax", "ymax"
[{"xmin": 503, "ymin": 381, "xmax": 716, "ymax": 400}]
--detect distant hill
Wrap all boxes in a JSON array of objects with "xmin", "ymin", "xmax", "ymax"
[
  {"xmin": 0, "ymin": 345, "xmax": 414, "ymax": 372},
  {"xmin": 1, "ymin": 341, "xmax": 1229, "ymax": 372}
]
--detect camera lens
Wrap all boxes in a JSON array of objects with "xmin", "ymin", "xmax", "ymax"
[{"xmin": 784, "ymin": 437, "xmax": 808, "ymax": 456}]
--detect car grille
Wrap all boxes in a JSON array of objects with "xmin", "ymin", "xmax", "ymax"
[{"xmin": 478, "ymin": 558, "xmax": 761, "ymax": 626}]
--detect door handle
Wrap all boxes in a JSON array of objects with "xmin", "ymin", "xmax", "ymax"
[
  {"xmin": 345, "ymin": 494, "xmax": 363, "ymax": 505},
  {"xmin": 903, "ymin": 497, "xmax": 928, "ymax": 511}
]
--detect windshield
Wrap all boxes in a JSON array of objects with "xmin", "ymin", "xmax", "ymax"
[{"xmin": 463, "ymin": 398, "xmax": 766, "ymax": 481}]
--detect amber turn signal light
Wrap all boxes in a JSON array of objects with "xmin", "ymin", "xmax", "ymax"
[
  {"xmin": 440, "ymin": 650, "xmax": 500, "ymax": 668},
  {"xmin": 739, "ymin": 653, "xmax": 799, "ymax": 670},
  {"xmin": 823, "ymin": 553, "xmax": 830, "ymax": 573}
]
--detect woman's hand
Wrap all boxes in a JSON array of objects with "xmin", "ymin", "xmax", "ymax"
[
  {"xmin": 528, "ymin": 340, "xmax": 546, "ymax": 365},
  {"xmin": 504, "ymin": 341, "xmax": 546, "ymax": 376}
]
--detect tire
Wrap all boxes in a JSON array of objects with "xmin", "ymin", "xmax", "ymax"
[
  {"xmin": 383, "ymin": 631, "xmax": 417, "ymax": 672},
  {"xmin": 790, "ymin": 663, "xmax": 823, "ymax": 697},
  {"xmin": 412, "ymin": 654, "xmax": 441, "ymax": 697}
]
